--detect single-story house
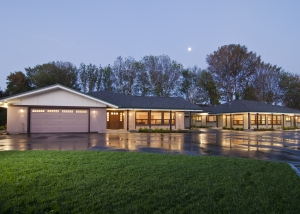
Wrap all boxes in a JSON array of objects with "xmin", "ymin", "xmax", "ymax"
[
  {"xmin": 190, "ymin": 100, "xmax": 300, "ymax": 129},
  {"xmin": 0, "ymin": 84, "xmax": 202, "ymax": 134}
]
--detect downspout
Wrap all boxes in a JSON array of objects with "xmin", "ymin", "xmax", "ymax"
[
  {"xmin": 127, "ymin": 109, "xmax": 129, "ymax": 131},
  {"xmin": 189, "ymin": 111, "xmax": 191, "ymax": 129}
]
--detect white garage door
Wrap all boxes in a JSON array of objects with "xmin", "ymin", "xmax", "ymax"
[{"xmin": 30, "ymin": 109, "xmax": 89, "ymax": 133}]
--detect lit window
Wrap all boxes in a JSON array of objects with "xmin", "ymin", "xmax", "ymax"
[
  {"xmin": 76, "ymin": 110, "xmax": 87, "ymax": 113},
  {"xmin": 62, "ymin": 110, "xmax": 73, "ymax": 113},
  {"xmin": 107, "ymin": 112, "xmax": 109, "ymax": 121},
  {"xmin": 163, "ymin": 112, "xmax": 175, "ymax": 125},
  {"xmin": 32, "ymin": 109, "xmax": 45, "ymax": 113},
  {"xmin": 207, "ymin": 115, "xmax": 216, "ymax": 122},
  {"xmin": 233, "ymin": 115, "xmax": 243, "ymax": 125},
  {"xmin": 286, "ymin": 116, "xmax": 291, "ymax": 122},
  {"xmin": 120, "ymin": 112, "xmax": 123, "ymax": 122},
  {"xmin": 136, "ymin": 112, "xmax": 148, "ymax": 125},
  {"xmin": 195, "ymin": 116, "xmax": 202, "ymax": 122},
  {"xmin": 47, "ymin": 110, "xmax": 59, "ymax": 113}
]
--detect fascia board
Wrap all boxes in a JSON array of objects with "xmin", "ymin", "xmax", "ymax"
[{"xmin": 117, "ymin": 108, "xmax": 203, "ymax": 111}]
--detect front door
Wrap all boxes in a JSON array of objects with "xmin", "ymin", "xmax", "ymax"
[{"xmin": 107, "ymin": 111, "xmax": 124, "ymax": 129}]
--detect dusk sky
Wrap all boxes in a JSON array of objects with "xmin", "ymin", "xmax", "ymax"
[{"xmin": 1, "ymin": 0, "xmax": 299, "ymax": 90}]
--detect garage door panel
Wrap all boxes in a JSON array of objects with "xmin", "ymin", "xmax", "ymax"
[
  {"xmin": 31, "ymin": 109, "xmax": 89, "ymax": 133},
  {"xmin": 46, "ymin": 121, "xmax": 60, "ymax": 125},
  {"xmin": 31, "ymin": 114, "xmax": 47, "ymax": 119},
  {"xmin": 31, "ymin": 120, "xmax": 46, "ymax": 125},
  {"xmin": 47, "ymin": 115, "xmax": 60, "ymax": 119},
  {"xmin": 60, "ymin": 121, "xmax": 74, "ymax": 125}
]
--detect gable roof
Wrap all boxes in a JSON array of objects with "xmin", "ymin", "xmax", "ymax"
[
  {"xmin": 202, "ymin": 100, "xmax": 300, "ymax": 114},
  {"xmin": 0, "ymin": 84, "xmax": 118, "ymax": 108},
  {"xmin": 87, "ymin": 91, "xmax": 202, "ymax": 110}
]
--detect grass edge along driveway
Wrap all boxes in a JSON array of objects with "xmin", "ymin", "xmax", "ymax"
[{"xmin": 0, "ymin": 151, "xmax": 299, "ymax": 213}]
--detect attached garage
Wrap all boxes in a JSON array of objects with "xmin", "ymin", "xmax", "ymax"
[{"xmin": 30, "ymin": 108, "xmax": 89, "ymax": 133}]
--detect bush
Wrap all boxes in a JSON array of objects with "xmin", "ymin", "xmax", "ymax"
[
  {"xmin": 0, "ymin": 125, "xmax": 6, "ymax": 130},
  {"xmin": 282, "ymin": 126, "xmax": 298, "ymax": 130},
  {"xmin": 253, "ymin": 128, "xmax": 275, "ymax": 131}
]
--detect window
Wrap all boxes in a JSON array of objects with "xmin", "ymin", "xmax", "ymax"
[
  {"xmin": 297, "ymin": 117, "xmax": 300, "ymax": 123},
  {"xmin": 233, "ymin": 115, "xmax": 243, "ymax": 125},
  {"xmin": 136, "ymin": 112, "xmax": 175, "ymax": 125},
  {"xmin": 286, "ymin": 116, "xmax": 291, "ymax": 122},
  {"xmin": 32, "ymin": 109, "xmax": 45, "ymax": 113},
  {"xmin": 268, "ymin": 115, "xmax": 281, "ymax": 125},
  {"xmin": 258, "ymin": 115, "xmax": 266, "ymax": 125},
  {"xmin": 151, "ymin": 112, "xmax": 162, "ymax": 125},
  {"xmin": 136, "ymin": 112, "xmax": 148, "ymax": 125},
  {"xmin": 195, "ymin": 116, "xmax": 202, "ymax": 122},
  {"xmin": 62, "ymin": 110, "xmax": 73, "ymax": 113},
  {"xmin": 163, "ymin": 112, "xmax": 175, "ymax": 125},
  {"xmin": 76, "ymin": 110, "xmax": 87, "ymax": 113},
  {"xmin": 207, "ymin": 115, "xmax": 216, "ymax": 122},
  {"xmin": 47, "ymin": 110, "xmax": 59, "ymax": 113},
  {"xmin": 251, "ymin": 115, "xmax": 256, "ymax": 125},
  {"xmin": 107, "ymin": 112, "xmax": 109, "ymax": 122},
  {"xmin": 120, "ymin": 112, "xmax": 123, "ymax": 122}
]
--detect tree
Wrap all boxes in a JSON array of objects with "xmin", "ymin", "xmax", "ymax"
[
  {"xmin": 140, "ymin": 55, "xmax": 182, "ymax": 97},
  {"xmin": 279, "ymin": 71, "xmax": 300, "ymax": 109},
  {"xmin": 244, "ymin": 62, "xmax": 282, "ymax": 104},
  {"xmin": 5, "ymin": 71, "xmax": 31, "ymax": 95},
  {"xmin": 0, "ymin": 88, "xmax": 7, "ymax": 126},
  {"xmin": 206, "ymin": 44, "xmax": 261, "ymax": 102},
  {"xmin": 199, "ymin": 70, "xmax": 220, "ymax": 105},
  {"xmin": 25, "ymin": 61, "xmax": 80, "ymax": 89},
  {"xmin": 113, "ymin": 56, "xmax": 138, "ymax": 95},
  {"xmin": 101, "ymin": 65, "xmax": 114, "ymax": 91}
]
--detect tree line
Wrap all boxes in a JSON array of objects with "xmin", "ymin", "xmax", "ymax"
[{"xmin": 2, "ymin": 44, "xmax": 300, "ymax": 110}]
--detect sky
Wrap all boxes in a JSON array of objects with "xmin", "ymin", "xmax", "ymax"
[{"xmin": 1, "ymin": 0, "xmax": 300, "ymax": 90}]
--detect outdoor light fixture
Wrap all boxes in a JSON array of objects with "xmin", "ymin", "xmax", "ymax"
[
  {"xmin": 4, "ymin": 102, "xmax": 7, "ymax": 107},
  {"xmin": 93, "ymin": 110, "xmax": 96, "ymax": 115},
  {"xmin": 179, "ymin": 113, "xmax": 182, "ymax": 116},
  {"xmin": 20, "ymin": 109, "xmax": 24, "ymax": 113}
]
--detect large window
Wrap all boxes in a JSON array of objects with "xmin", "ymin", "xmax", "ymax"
[
  {"xmin": 163, "ymin": 112, "xmax": 175, "ymax": 125},
  {"xmin": 268, "ymin": 115, "xmax": 281, "ymax": 125},
  {"xmin": 207, "ymin": 115, "xmax": 216, "ymax": 122},
  {"xmin": 136, "ymin": 112, "xmax": 149, "ymax": 125},
  {"xmin": 136, "ymin": 112, "xmax": 175, "ymax": 125},
  {"xmin": 233, "ymin": 115, "xmax": 243, "ymax": 125},
  {"xmin": 195, "ymin": 116, "xmax": 202, "ymax": 122},
  {"xmin": 251, "ymin": 115, "xmax": 266, "ymax": 125},
  {"xmin": 286, "ymin": 116, "xmax": 291, "ymax": 122}
]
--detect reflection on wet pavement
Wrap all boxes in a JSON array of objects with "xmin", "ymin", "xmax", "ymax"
[{"xmin": 0, "ymin": 129, "xmax": 300, "ymax": 162}]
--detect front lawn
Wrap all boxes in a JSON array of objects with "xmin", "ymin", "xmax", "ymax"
[{"xmin": 0, "ymin": 151, "xmax": 299, "ymax": 213}]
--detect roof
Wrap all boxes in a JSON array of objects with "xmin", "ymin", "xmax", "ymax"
[
  {"xmin": 87, "ymin": 91, "xmax": 202, "ymax": 110},
  {"xmin": 0, "ymin": 84, "xmax": 202, "ymax": 111},
  {"xmin": 202, "ymin": 100, "xmax": 300, "ymax": 114}
]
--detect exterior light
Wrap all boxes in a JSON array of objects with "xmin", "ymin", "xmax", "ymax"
[
  {"xmin": 179, "ymin": 113, "xmax": 182, "ymax": 116},
  {"xmin": 93, "ymin": 110, "xmax": 96, "ymax": 115},
  {"xmin": 20, "ymin": 109, "xmax": 24, "ymax": 113},
  {"xmin": 4, "ymin": 102, "xmax": 7, "ymax": 107}
]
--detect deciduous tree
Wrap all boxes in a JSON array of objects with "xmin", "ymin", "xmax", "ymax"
[
  {"xmin": 206, "ymin": 44, "xmax": 261, "ymax": 102},
  {"xmin": 5, "ymin": 71, "xmax": 31, "ymax": 95}
]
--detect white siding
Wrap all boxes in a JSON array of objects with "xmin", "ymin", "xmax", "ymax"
[{"xmin": 7, "ymin": 106, "xmax": 28, "ymax": 134}]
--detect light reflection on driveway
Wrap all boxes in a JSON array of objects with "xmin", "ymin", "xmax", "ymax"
[{"xmin": 0, "ymin": 129, "xmax": 300, "ymax": 163}]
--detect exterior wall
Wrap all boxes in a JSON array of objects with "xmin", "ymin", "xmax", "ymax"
[
  {"xmin": 9, "ymin": 89, "xmax": 107, "ymax": 107},
  {"xmin": 175, "ymin": 112, "xmax": 184, "ymax": 130},
  {"xmin": 7, "ymin": 106, "xmax": 28, "ymax": 134},
  {"xmin": 90, "ymin": 108, "xmax": 106, "ymax": 133}
]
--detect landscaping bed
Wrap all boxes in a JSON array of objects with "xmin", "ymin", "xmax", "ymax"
[{"xmin": 0, "ymin": 151, "xmax": 299, "ymax": 213}]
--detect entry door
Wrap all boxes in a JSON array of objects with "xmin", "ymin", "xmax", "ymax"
[{"xmin": 107, "ymin": 112, "xmax": 123, "ymax": 129}]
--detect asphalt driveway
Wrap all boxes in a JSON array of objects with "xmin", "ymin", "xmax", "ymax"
[{"xmin": 0, "ymin": 129, "xmax": 300, "ymax": 163}]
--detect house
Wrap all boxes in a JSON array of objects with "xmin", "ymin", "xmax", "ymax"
[
  {"xmin": 190, "ymin": 100, "xmax": 300, "ymax": 129},
  {"xmin": 0, "ymin": 84, "xmax": 202, "ymax": 134}
]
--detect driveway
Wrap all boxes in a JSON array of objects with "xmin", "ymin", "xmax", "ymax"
[{"xmin": 0, "ymin": 129, "xmax": 300, "ymax": 163}]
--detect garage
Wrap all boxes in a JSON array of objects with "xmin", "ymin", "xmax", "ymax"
[{"xmin": 30, "ymin": 108, "xmax": 89, "ymax": 133}]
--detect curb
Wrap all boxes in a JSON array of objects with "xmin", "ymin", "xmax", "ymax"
[{"xmin": 288, "ymin": 163, "xmax": 300, "ymax": 178}]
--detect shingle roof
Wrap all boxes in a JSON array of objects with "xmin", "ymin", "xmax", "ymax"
[
  {"xmin": 87, "ymin": 91, "xmax": 202, "ymax": 110},
  {"xmin": 202, "ymin": 100, "xmax": 300, "ymax": 114}
]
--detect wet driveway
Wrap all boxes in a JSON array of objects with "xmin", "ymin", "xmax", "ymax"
[{"xmin": 0, "ymin": 129, "xmax": 300, "ymax": 163}]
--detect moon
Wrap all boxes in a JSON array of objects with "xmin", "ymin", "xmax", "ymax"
[{"xmin": 188, "ymin": 47, "xmax": 192, "ymax": 51}]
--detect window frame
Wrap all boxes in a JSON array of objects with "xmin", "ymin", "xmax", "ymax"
[
  {"xmin": 135, "ymin": 111, "xmax": 175, "ymax": 125},
  {"xmin": 206, "ymin": 115, "xmax": 216, "ymax": 122},
  {"xmin": 233, "ymin": 114, "xmax": 244, "ymax": 125}
]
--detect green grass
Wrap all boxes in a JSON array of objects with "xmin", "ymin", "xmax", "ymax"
[{"xmin": 0, "ymin": 151, "xmax": 299, "ymax": 213}]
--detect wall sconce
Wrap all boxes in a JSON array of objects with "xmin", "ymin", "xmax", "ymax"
[
  {"xmin": 129, "ymin": 113, "xmax": 132, "ymax": 116},
  {"xmin": 93, "ymin": 110, "xmax": 96, "ymax": 115},
  {"xmin": 4, "ymin": 102, "xmax": 7, "ymax": 107},
  {"xmin": 20, "ymin": 109, "xmax": 24, "ymax": 113},
  {"xmin": 179, "ymin": 113, "xmax": 182, "ymax": 116}
]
